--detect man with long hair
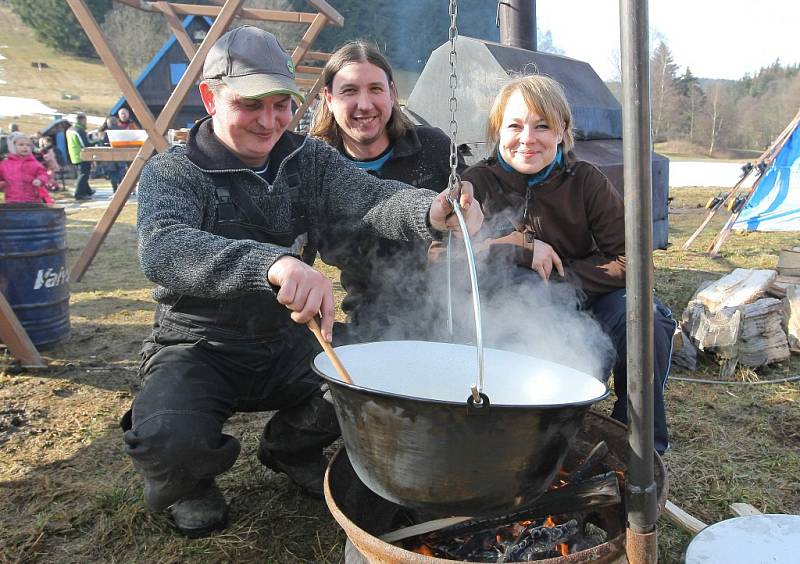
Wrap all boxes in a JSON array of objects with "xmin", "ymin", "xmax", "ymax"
[{"xmin": 311, "ymin": 40, "xmax": 466, "ymax": 344}]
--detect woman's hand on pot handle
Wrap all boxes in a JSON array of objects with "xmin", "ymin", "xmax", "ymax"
[
  {"xmin": 531, "ymin": 240, "xmax": 565, "ymax": 282},
  {"xmin": 268, "ymin": 256, "xmax": 335, "ymax": 341}
]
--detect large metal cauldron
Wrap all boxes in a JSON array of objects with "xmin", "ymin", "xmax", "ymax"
[{"xmin": 313, "ymin": 340, "xmax": 609, "ymax": 516}]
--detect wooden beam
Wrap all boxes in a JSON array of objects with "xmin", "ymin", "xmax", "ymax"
[
  {"xmin": 295, "ymin": 65, "xmax": 322, "ymax": 75},
  {"xmin": 71, "ymin": 0, "xmax": 246, "ymax": 282},
  {"xmin": 115, "ymin": 0, "xmax": 343, "ymax": 28},
  {"xmin": 153, "ymin": 0, "xmax": 244, "ymax": 133},
  {"xmin": 148, "ymin": 2, "xmax": 318, "ymax": 24},
  {"xmin": 304, "ymin": 51, "xmax": 332, "ymax": 62},
  {"xmin": 663, "ymin": 500, "xmax": 708, "ymax": 535},
  {"xmin": 304, "ymin": 0, "xmax": 344, "ymax": 27},
  {"xmin": 291, "ymin": 13, "xmax": 328, "ymax": 66},
  {"xmin": 0, "ymin": 293, "xmax": 45, "ymax": 368},
  {"xmin": 67, "ymin": 0, "xmax": 169, "ymax": 153},
  {"xmin": 296, "ymin": 78, "xmax": 319, "ymax": 88},
  {"xmin": 730, "ymin": 502, "xmax": 763, "ymax": 517},
  {"xmin": 81, "ymin": 147, "xmax": 140, "ymax": 161},
  {"xmin": 157, "ymin": 1, "xmax": 197, "ymax": 59},
  {"xmin": 289, "ymin": 76, "xmax": 323, "ymax": 131}
]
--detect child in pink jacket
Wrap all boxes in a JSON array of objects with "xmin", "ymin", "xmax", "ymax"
[{"xmin": 0, "ymin": 132, "xmax": 54, "ymax": 204}]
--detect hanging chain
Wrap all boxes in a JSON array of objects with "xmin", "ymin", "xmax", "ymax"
[{"xmin": 447, "ymin": 0, "xmax": 461, "ymax": 201}]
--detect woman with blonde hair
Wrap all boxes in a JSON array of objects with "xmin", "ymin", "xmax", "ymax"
[{"xmin": 463, "ymin": 74, "xmax": 676, "ymax": 454}]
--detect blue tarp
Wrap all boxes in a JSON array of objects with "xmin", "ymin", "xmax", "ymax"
[{"xmin": 733, "ymin": 122, "xmax": 800, "ymax": 232}]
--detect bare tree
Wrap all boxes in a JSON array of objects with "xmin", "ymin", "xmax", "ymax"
[
  {"xmin": 704, "ymin": 82, "xmax": 731, "ymax": 156},
  {"xmin": 101, "ymin": 5, "xmax": 170, "ymax": 77}
]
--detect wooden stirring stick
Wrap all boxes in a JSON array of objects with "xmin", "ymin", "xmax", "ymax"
[{"xmin": 306, "ymin": 317, "xmax": 353, "ymax": 384}]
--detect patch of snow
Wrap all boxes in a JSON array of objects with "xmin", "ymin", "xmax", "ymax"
[
  {"xmin": 0, "ymin": 96, "xmax": 58, "ymax": 118},
  {"xmin": 669, "ymin": 161, "xmax": 756, "ymax": 189},
  {"xmin": 0, "ymin": 96, "xmax": 105, "ymax": 126}
]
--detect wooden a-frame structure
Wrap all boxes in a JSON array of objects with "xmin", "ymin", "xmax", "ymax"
[{"xmin": 0, "ymin": 0, "xmax": 342, "ymax": 367}]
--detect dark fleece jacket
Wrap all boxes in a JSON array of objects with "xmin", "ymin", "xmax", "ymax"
[
  {"xmin": 462, "ymin": 151, "xmax": 626, "ymax": 296},
  {"xmin": 318, "ymin": 126, "xmax": 463, "ymax": 338}
]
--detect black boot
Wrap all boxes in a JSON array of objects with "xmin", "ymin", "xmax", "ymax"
[
  {"xmin": 258, "ymin": 445, "xmax": 328, "ymax": 499},
  {"xmin": 167, "ymin": 480, "xmax": 228, "ymax": 538}
]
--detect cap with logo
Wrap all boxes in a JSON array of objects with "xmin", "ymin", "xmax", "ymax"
[{"xmin": 203, "ymin": 25, "xmax": 304, "ymax": 102}]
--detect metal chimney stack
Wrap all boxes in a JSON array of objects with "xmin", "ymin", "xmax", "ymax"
[{"xmin": 498, "ymin": 0, "xmax": 537, "ymax": 51}]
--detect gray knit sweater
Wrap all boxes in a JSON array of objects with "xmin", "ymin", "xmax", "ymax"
[{"xmin": 137, "ymin": 118, "xmax": 439, "ymax": 305}]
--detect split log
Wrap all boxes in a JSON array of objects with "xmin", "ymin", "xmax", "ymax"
[
  {"xmin": 738, "ymin": 298, "xmax": 791, "ymax": 367},
  {"xmin": 430, "ymin": 472, "xmax": 620, "ymax": 540},
  {"xmin": 683, "ymin": 301, "xmax": 742, "ymax": 358},
  {"xmin": 767, "ymin": 275, "xmax": 800, "ymax": 298},
  {"xmin": 694, "ymin": 268, "xmax": 777, "ymax": 313},
  {"xmin": 777, "ymin": 248, "xmax": 800, "ymax": 277},
  {"xmin": 783, "ymin": 285, "xmax": 800, "ymax": 353},
  {"xmin": 381, "ymin": 472, "xmax": 621, "ymax": 543}
]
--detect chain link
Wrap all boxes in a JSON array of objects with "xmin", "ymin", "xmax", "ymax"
[{"xmin": 447, "ymin": 0, "xmax": 461, "ymax": 199}]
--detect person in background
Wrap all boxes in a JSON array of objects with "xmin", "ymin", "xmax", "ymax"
[
  {"xmin": 310, "ymin": 40, "xmax": 466, "ymax": 344},
  {"xmin": 36, "ymin": 135, "xmax": 61, "ymax": 191},
  {"xmin": 66, "ymin": 113, "xmax": 95, "ymax": 200},
  {"xmin": 0, "ymin": 132, "xmax": 54, "ymax": 204},
  {"xmin": 462, "ymin": 74, "xmax": 675, "ymax": 454},
  {"xmin": 100, "ymin": 116, "xmax": 126, "ymax": 192},
  {"xmin": 124, "ymin": 26, "xmax": 481, "ymax": 539},
  {"xmin": 116, "ymin": 106, "xmax": 140, "ymax": 130}
]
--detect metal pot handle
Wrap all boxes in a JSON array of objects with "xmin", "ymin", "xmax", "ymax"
[{"xmin": 446, "ymin": 190, "xmax": 486, "ymax": 406}]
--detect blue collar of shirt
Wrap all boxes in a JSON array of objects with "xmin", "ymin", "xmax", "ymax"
[
  {"xmin": 497, "ymin": 146, "xmax": 563, "ymax": 187},
  {"xmin": 348, "ymin": 147, "xmax": 394, "ymax": 171}
]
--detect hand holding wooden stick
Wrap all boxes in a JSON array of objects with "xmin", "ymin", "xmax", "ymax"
[{"xmin": 306, "ymin": 317, "xmax": 353, "ymax": 385}]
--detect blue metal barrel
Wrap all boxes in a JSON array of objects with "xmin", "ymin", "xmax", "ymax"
[{"xmin": 0, "ymin": 203, "xmax": 70, "ymax": 348}]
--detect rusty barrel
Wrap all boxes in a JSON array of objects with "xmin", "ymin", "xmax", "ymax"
[{"xmin": 0, "ymin": 203, "xmax": 70, "ymax": 348}]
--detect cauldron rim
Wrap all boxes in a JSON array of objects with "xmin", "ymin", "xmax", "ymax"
[{"xmin": 312, "ymin": 340, "xmax": 610, "ymax": 409}]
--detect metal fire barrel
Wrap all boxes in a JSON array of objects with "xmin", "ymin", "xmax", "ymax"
[
  {"xmin": 0, "ymin": 204, "xmax": 70, "ymax": 348},
  {"xmin": 404, "ymin": 36, "xmax": 669, "ymax": 249}
]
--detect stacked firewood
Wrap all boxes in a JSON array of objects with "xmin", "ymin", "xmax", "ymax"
[
  {"xmin": 769, "ymin": 246, "xmax": 800, "ymax": 297},
  {"xmin": 673, "ymin": 266, "xmax": 798, "ymax": 377}
]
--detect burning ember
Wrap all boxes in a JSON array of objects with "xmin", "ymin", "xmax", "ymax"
[
  {"xmin": 409, "ymin": 513, "xmax": 608, "ymax": 562},
  {"xmin": 398, "ymin": 442, "xmax": 620, "ymax": 562}
]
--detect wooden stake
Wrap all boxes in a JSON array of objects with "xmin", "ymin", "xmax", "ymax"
[{"xmin": 0, "ymin": 293, "xmax": 45, "ymax": 368}]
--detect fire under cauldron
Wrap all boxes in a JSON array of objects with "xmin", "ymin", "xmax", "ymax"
[
  {"xmin": 313, "ymin": 341, "xmax": 610, "ymax": 516},
  {"xmin": 325, "ymin": 412, "xmax": 668, "ymax": 563}
]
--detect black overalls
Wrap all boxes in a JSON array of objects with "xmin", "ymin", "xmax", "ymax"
[{"xmin": 122, "ymin": 165, "xmax": 340, "ymax": 512}]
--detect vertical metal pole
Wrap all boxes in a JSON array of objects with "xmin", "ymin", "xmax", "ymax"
[
  {"xmin": 497, "ymin": 0, "xmax": 537, "ymax": 51},
  {"xmin": 620, "ymin": 0, "xmax": 658, "ymax": 562}
]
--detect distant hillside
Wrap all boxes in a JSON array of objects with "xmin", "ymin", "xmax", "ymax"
[{"xmin": 0, "ymin": 6, "xmax": 119, "ymax": 134}]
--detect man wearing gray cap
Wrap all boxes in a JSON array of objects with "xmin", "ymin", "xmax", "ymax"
[{"xmin": 122, "ymin": 25, "xmax": 481, "ymax": 538}]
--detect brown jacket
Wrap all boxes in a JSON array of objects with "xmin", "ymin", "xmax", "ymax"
[{"xmin": 462, "ymin": 152, "xmax": 626, "ymax": 296}]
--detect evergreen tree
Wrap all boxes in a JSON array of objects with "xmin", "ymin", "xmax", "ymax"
[
  {"xmin": 649, "ymin": 41, "xmax": 681, "ymax": 141},
  {"xmin": 677, "ymin": 67, "xmax": 705, "ymax": 141},
  {"xmin": 10, "ymin": 0, "xmax": 113, "ymax": 58}
]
